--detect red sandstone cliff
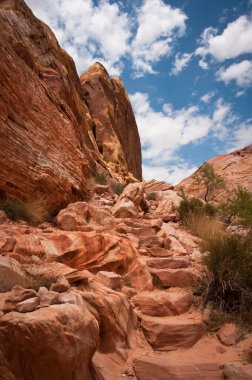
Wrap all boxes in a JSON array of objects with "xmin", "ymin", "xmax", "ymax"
[
  {"xmin": 0, "ymin": 0, "xmax": 142, "ymax": 211},
  {"xmin": 178, "ymin": 145, "xmax": 252, "ymax": 202}
]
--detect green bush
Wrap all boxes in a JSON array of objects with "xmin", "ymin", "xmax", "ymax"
[
  {"xmin": 219, "ymin": 187, "xmax": 252, "ymax": 226},
  {"xmin": 202, "ymin": 233, "xmax": 252, "ymax": 320},
  {"xmin": 0, "ymin": 200, "xmax": 30, "ymax": 221},
  {"xmin": 193, "ymin": 162, "xmax": 225, "ymax": 202},
  {"xmin": 177, "ymin": 196, "xmax": 216, "ymax": 224},
  {"xmin": 146, "ymin": 192, "xmax": 158, "ymax": 201},
  {"xmin": 110, "ymin": 181, "xmax": 127, "ymax": 195},
  {"xmin": 95, "ymin": 172, "xmax": 108, "ymax": 185}
]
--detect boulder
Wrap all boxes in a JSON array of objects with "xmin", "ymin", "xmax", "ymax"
[
  {"xmin": 0, "ymin": 256, "xmax": 26, "ymax": 291},
  {"xmin": 38, "ymin": 289, "xmax": 59, "ymax": 307},
  {"xmin": 141, "ymin": 313, "xmax": 205, "ymax": 351},
  {"xmin": 96, "ymin": 271, "xmax": 122, "ymax": 290},
  {"xmin": 152, "ymin": 268, "xmax": 201, "ymax": 288},
  {"xmin": 0, "ymin": 303, "xmax": 99, "ymax": 380},
  {"xmin": 50, "ymin": 275, "xmax": 70, "ymax": 293},
  {"xmin": 132, "ymin": 289, "xmax": 193, "ymax": 317},
  {"xmin": 3, "ymin": 286, "xmax": 37, "ymax": 313},
  {"xmin": 16, "ymin": 297, "xmax": 39, "ymax": 313},
  {"xmin": 217, "ymin": 324, "xmax": 243, "ymax": 346},
  {"xmin": 56, "ymin": 202, "xmax": 89, "ymax": 231}
]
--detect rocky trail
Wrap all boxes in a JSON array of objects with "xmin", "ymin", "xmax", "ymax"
[{"xmin": 1, "ymin": 181, "xmax": 251, "ymax": 380}]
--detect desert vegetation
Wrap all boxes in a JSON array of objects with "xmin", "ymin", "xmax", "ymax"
[
  {"xmin": 0, "ymin": 197, "xmax": 49, "ymax": 224},
  {"xmin": 178, "ymin": 164, "xmax": 252, "ymax": 324}
]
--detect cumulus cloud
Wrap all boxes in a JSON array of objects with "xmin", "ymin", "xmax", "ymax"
[
  {"xmin": 143, "ymin": 162, "xmax": 197, "ymax": 184},
  {"xmin": 130, "ymin": 92, "xmax": 213, "ymax": 165},
  {"xmin": 26, "ymin": 0, "xmax": 187, "ymax": 76},
  {"xmin": 201, "ymin": 92, "xmax": 215, "ymax": 103},
  {"xmin": 218, "ymin": 60, "xmax": 252, "ymax": 87},
  {"xmin": 131, "ymin": 0, "xmax": 187, "ymax": 76},
  {"xmin": 228, "ymin": 123, "xmax": 252, "ymax": 151},
  {"xmin": 196, "ymin": 16, "xmax": 252, "ymax": 62},
  {"xmin": 171, "ymin": 52, "xmax": 192, "ymax": 75}
]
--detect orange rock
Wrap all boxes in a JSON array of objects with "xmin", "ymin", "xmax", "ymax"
[
  {"xmin": 132, "ymin": 289, "xmax": 193, "ymax": 317},
  {"xmin": 134, "ymin": 356, "xmax": 223, "ymax": 380},
  {"xmin": 0, "ymin": 303, "xmax": 99, "ymax": 380},
  {"xmin": 0, "ymin": 256, "xmax": 26, "ymax": 291},
  {"xmin": 152, "ymin": 268, "xmax": 201, "ymax": 287},
  {"xmin": 3, "ymin": 285, "xmax": 37, "ymax": 313},
  {"xmin": 96, "ymin": 271, "xmax": 122, "ymax": 290},
  {"xmin": 217, "ymin": 324, "xmax": 243, "ymax": 346},
  {"xmin": 147, "ymin": 257, "xmax": 189, "ymax": 270},
  {"xmin": 141, "ymin": 313, "xmax": 205, "ymax": 351}
]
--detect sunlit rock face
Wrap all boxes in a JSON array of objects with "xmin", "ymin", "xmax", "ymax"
[
  {"xmin": 0, "ymin": 0, "xmax": 142, "ymax": 212},
  {"xmin": 178, "ymin": 145, "xmax": 252, "ymax": 202}
]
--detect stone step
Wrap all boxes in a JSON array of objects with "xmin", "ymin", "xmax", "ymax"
[
  {"xmin": 134, "ymin": 356, "xmax": 223, "ymax": 380},
  {"xmin": 141, "ymin": 313, "xmax": 205, "ymax": 351},
  {"xmin": 146, "ymin": 257, "xmax": 190, "ymax": 270},
  {"xmin": 132, "ymin": 288, "xmax": 193, "ymax": 317},
  {"xmin": 151, "ymin": 267, "xmax": 201, "ymax": 288}
]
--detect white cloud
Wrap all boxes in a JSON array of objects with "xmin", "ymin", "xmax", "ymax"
[
  {"xmin": 26, "ymin": 0, "xmax": 131, "ymax": 75},
  {"xmin": 171, "ymin": 52, "xmax": 192, "ymax": 75},
  {"xmin": 26, "ymin": 0, "xmax": 187, "ymax": 77},
  {"xmin": 201, "ymin": 92, "xmax": 215, "ymax": 103},
  {"xmin": 218, "ymin": 60, "xmax": 252, "ymax": 87},
  {"xmin": 228, "ymin": 123, "xmax": 252, "ymax": 151},
  {"xmin": 236, "ymin": 90, "xmax": 246, "ymax": 97},
  {"xmin": 196, "ymin": 16, "xmax": 252, "ymax": 62},
  {"xmin": 143, "ymin": 162, "xmax": 197, "ymax": 184}
]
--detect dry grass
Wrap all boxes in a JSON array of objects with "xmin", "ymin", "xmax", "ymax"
[
  {"xmin": 23, "ymin": 264, "xmax": 59, "ymax": 290},
  {"xmin": 185, "ymin": 214, "xmax": 226, "ymax": 242},
  {"xmin": 26, "ymin": 196, "xmax": 49, "ymax": 224}
]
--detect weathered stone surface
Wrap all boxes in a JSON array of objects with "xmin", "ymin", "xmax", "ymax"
[
  {"xmin": 178, "ymin": 145, "xmax": 252, "ymax": 202},
  {"xmin": 152, "ymin": 268, "xmax": 201, "ymax": 288},
  {"xmin": 147, "ymin": 257, "xmax": 189, "ymax": 270},
  {"xmin": 132, "ymin": 289, "xmax": 193, "ymax": 317},
  {"xmin": 50, "ymin": 275, "xmax": 70, "ymax": 293},
  {"xmin": 96, "ymin": 271, "xmax": 122, "ymax": 290},
  {"xmin": 141, "ymin": 313, "xmax": 205, "ymax": 351},
  {"xmin": 3, "ymin": 285, "xmax": 37, "ymax": 313},
  {"xmin": 0, "ymin": 232, "xmax": 16, "ymax": 253},
  {"xmin": 144, "ymin": 179, "xmax": 174, "ymax": 193},
  {"xmin": 16, "ymin": 296, "xmax": 39, "ymax": 313},
  {"xmin": 38, "ymin": 289, "xmax": 59, "ymax": 307},
  {"xmin": 223, "ymin": 362, "xmax": 252, "ymax": 380},
  {"xmin": 0, "ymin": 256, "xmax": 26, "ymax": 291},
  {"xmin": 81, "ymin": 63, "xmax": 142, "ymax": 182},
  {"xmin": 56, "ymin": 202, "xmax": 89, "ymax": 231},
  {"xmin": 134, "ymin": 356, "xmax": 223, "ymax": 380},
  {"xmin": 0, "ymin": 303, "xmax": 99, "ymax": 380},
  {"xmin": 217, "ymin": 324, "xmax": 243, "ymax": 346}
]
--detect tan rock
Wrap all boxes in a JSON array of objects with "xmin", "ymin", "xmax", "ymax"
[
  {"xmin": 0, "ymin": 232, "xmax": 16, "ymax": 252},
  {"xmin": 50, "ymin": 275, "xmax": 70, "ymax": 293},
  {"xmin": 134, "ymin": 356, "xmax": 223, "ymax": 380},
  {"xmin": 157, "ymin": 229, "xmax": 166, "ymax": 238},
  {"xmin": 147, "ymin": 247, "xmax": 172, "ymax": 257},
  {"xmin": 38, "ymin": 289, "xmax": 59, "ymax": 307},
  {"xmin": 140, "ymin": 236, "xmax": 164, "ymax": 248},
  {"xmin": 152, "ymin": 268, "xmax": 201, "ymax": 287},
  {"xmin": 217, "ymin": 324, "xmax": 243, "ymax": 346},
  {"xmin": 16, "ymin": 297, "xmax": 39, "ymax": 313},
  {"xmin": 96, "ymin": 271, "xmax": 122, "ymax": 290},
  {"xmin": 0, "ymin": 256, "xmax": 26, "ymax": 291},
  {"xmin": 3, "ymin": 286, "xmax": 37, "ymax": 313},
  {"xmin": 112, "ymin": 198, "xmax": 137, "ymax": 218},
  {"xmin": 0, "ymin": 303, "xmax": 99, "ymax": 380},
  {"xmin": 56, "ymin": 202, "xmax": 89, "ymax": 231},
  {"xmin": 147, "ymin": 257, "xmax": 189, "ymax": 270},
  {"xmin": 132, "ymin": 288, "xmax": 193, "ymax": 317},
  {"xmin": 141, "ymin": 313, "xmax": 205, "ymax": 351}
]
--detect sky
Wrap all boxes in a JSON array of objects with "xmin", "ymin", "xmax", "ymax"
[{"xmin": 26, "ymin": 0, "xmax": 252, "ymax": 184}]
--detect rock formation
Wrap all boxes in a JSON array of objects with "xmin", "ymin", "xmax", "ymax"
[
  {"xmin": 178, "ymin": 145, "xmax": 252, "ymax": 202},
  {"xmin": 0, "ymin": 0, "xmax": 141, "ymax": 212}
]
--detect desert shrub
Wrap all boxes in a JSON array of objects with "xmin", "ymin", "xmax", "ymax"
[
  {"xmin": 202, "ymin": 233, "xmax": 252, "ymax": 320},
  {"xmin": 95, "ymin": 172, "xmax": 108, "ymax": 185},
  {"xmin": 0, "ymin": 197, "xmax": 49, "ymax": 224},
  {"xmin": 0, "ymin": 200, "xmax": 30, "ymax": 221},
  {"xmin": 178, "ymin": 196, "xmax": 216, "ymax": 225},
  {"xmin": 193, "ymin": 162, "xmax": 226, "ymax": 202},
  {"xmin": 146, "ymin": 192, "xmax": 158, "ymax": 201},
  {"xmin": 110, "ymin": 181, "xmax": 127, "ymax": 195},
  {"xmin": 219, "ymin": 187, "xmax": 252, "ymax": 226},
  {"xmin": 24, "ymin": 264, "xmax": 59, "ymax": 291},
  {"xmin": 187, "ymin": 214, "xmax": 226, "ymax": 241}
]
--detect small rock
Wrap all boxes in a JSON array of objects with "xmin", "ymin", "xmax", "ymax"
[
  {"xmin": 163, "ymin": 237, "xmax": 172, "ymax": 249},
  {"xmin": 94, "ymin": 184, "xmax": 111, "ymax": 195},
  {"xmin": 0, "ymin": 210, "xmax": 9, "ymax": 223},
  {"xmin": 16, "ymin": 297, "xmax": 39, "ymax": 313},
  {"xmin": 217, "ymin": 323, "xmax": 243, "ymax": 346},
  {"xmin": 58, "ymin": 292, "xmax": 82, "ymax": 305},
  {"xmin": 50, "ymin": 275, "xmax": 70, "ymax": 293},
  {"xmin": 156, "ymin": 229, "xmax": 166, "ymax": 238},
  {"xmin": 3, "ymin": 285, "xmax": 37, "ymax": 313},
  {"xmin": 96, "ymin": 271, "xmax": 122, "ymax": 290},
  {"xmin": 39, "ymin": 290, "xmax": 59, "ymax": 307}
]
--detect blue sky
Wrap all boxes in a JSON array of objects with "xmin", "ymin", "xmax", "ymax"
[{"xmin": 26, "ymin": 0, "xmax": 252, "ymax": 184}]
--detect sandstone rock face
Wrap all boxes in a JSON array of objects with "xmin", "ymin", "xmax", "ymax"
[
  {"xmin": 134, "ymin": 356, "xmax": 223, "ymax": 380},
  {"xmin": 0, "ymin": 256, "xmax": 26, "ymax": 291},
  {"xmin": 81, "ymin": 63, "xmax": 142, "ymax": 182},
  {"xmin": 178, "ymin": 145, "xmax": 252, "ymax": 202},
  {"xmin": 0, "ymin": 303, "xmax": 99, "ymax": 380},
  {"xmin": 0, "ymin": 0, "xmax": 142, "ymax": 211}
]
